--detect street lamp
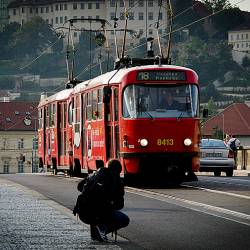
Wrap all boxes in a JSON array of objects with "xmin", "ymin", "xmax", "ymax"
[{"xmin": 25, "ymin": 115, "xmax": 38, "ymax": 173}]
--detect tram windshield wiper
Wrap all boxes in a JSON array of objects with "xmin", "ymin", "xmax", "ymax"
[{"xmin": 141, "ymin": 111, "xmax": 154, "ymax": 120}]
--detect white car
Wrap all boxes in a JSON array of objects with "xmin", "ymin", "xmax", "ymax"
[{"xmin": 199, "ymin": 139, "xmax": 235, "ymax": 177}]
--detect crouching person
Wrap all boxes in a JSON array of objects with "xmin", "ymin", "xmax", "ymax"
[{"xmin": 73, "ymin": 159, "xmax": 130, "ymax": 242}]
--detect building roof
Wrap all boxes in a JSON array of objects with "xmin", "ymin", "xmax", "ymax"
[
  {"xmin": 202, "ymin": 103, "xmax": 250, "ymax": 136},
  {"xmin": 0, "ymin": 101, "xmax": 38, "ymax": 131}
]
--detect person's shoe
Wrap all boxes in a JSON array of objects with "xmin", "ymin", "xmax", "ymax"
[{"xmin": 90, "ymin": 225, "xmax": 107, "ymax": 242}]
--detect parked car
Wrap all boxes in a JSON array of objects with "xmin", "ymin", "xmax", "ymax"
[{"xmin": 199, "ymin": 139, "xmax": 235, "ymax": 177}]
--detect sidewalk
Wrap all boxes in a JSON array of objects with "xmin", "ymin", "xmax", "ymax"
[{"xmin": 0, "ymin": 178, "xmax": 123, "ymax": 250}]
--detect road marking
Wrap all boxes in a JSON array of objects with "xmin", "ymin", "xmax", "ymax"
[
  {"xmin": 197, "ymin": 178, "xmax": 250, "ymax": 187},
  {"xmin": 182, "ymin": 184, "xmax": 250, "ymax": 200},
  {"xmin": 126, "ymin": 187, "xmax": 250, "ymax": 226}
]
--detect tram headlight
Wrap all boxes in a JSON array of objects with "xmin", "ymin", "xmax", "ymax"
[
  {"xmin": 184, "ymin": 138, "xmax": 192, "ymax": 147},
  {"xmin": 139, "ymin": 138, "xmax": 148, "ymax": 147}
]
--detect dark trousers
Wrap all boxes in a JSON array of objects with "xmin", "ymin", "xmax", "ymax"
[{"xmin": 100, "ymin": 210, "xmax": 130, "ymax": 234}]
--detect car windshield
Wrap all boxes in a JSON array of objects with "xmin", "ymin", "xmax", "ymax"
[
  {"xmin": 200, "ymin": 140, "xmax": 226, "ymax": 148},
  {"xmin": 122, "ymin": 84, "xmax": 199, "ymax": 119}
]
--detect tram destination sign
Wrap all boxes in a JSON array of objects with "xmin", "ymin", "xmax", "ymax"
[{"xmin": 137, "ymin": 71, "xmax": 186, "ymax": 81}]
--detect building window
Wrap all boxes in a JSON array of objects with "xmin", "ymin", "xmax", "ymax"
[
  {"xmin": 138, "ymin": 12, "xmax": 144, "ymax": 20},
  {"xmin": 64, "ymin": 16, "xmax": 67, "ymax": 22},
  {"xmin": 41, "ymin": 7, "xmax": 43, "ymax": 13},
  {"xmin": 51, "ymin": 19, "xmax": 53, "ymax": 24},
  {"xmin": 18, "ymin": 139, "xmax": 24, "ymax": 150},
  {"xmin": 30, "ymin": 8, "xmax": 33, "ymax": 14},
  {"xmin": 110, "ymin": 12, "xmax": 115, "ymax": 20},
  {"xmin": 13, "ymin": 9, "xmax": 16, "ymax": 15},
  {"xmin": 120, "ymin": 1, "xmax": 124, "ymax": 7},
  {"xmin": 148, "ymin": 12, "xmax": 153, "ymax": 20},
  {"xmin": 88, "ymin": 3, "xmax": 92, "ymax": 9},
  {"xmin": 60, "ymin": 17, "xmax": 63, "ymax": 23},
  {"xmin": 96, "ymin": 3, "xmax": 100, "ymax": 9},
  {"xmin": 236, "ymin": 43, "xmax": 239, "ymax": 48},
  {"xmin": 129, "ymin": 0, "xmax": 134, "ymax": 7},
  {"xmin": 55, "ymin": 17, "xmax": 58, "ymax": 24},
  {"xmin": 149, "ymin": 29, "xmax": 153, "ymax": 35},
  {"xmin": 129, "ymin": 12, "xmax": 134, "ymax": 20},
  {"xmin": 64, "ymin": 4, "xmax": 67, "ymax": 10},
  {"xmin": 96, "ymin": 15, "xmax": 99, "ymax": 19},
  {"xmin": 230, "ymin": 34, "xmax": 234, "ymax": 41},
  {"xmin": 237, "ymin": 34, "xmax": 239, "ymax": 40},
  {"xmin": 110, "ymin": 0, "xmax": 115, "ymax": 7},
  {"xmin": 139, "ymin": 0, "xmax": 144, "ymax": 7},
  {"xmin": 22, "ymin": 7, "xmax": 25, "ymax": 13},
  {"xmin": 73, "ymin": 16, "xmax": 77, "ymax": 20},
  {"xmin": 81, "ymin": 3, "xmax": 84, "ymax": 9},
  {"xmin": 74, "ymin": 32, "xmax": 78, "ymax": 38},
  {"xmin": 81, "ymin": 16, "xmax": 84, "ymax": 22},
  {"xmin": 3, "ymin": 161, "xmax": 9, "ymax": 174},
  {"xmin": 55, "ymin": 4, "xmax": 58, "ymax": 11},
  {"xmin": 46, "ymin": 7, "xmax": 49, "ymax": 13},
  {"xmin": 120, "ymin": 12, "xmax": 125, "ymax": 20},
  {"xmin": 18, "ymin": 161, "xmax": 24, "ymax": 173},
  {"xmin": 148, "ymin": 0, "xmax": 153, "ymax": 7},
  {"xmin": 60, "ymin": 4, "xmax": 63, "ymax": 10},
  {"xmin": 73, "ymin": 3, "xmax": 77, "ymax": 10},
  {"xmin": 51, "ymin": 6, "xmax": 53, "ymax": 12},
  {"xmin": 246, "ymin": 34, "xmax": 249, "ymax": 39}
]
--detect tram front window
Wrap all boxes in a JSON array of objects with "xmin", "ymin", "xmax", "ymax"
[{"xmin": 123, "ymin": 84, "xmax": 199, "ymax": 119}]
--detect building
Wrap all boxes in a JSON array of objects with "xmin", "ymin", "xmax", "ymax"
[
  {"xmin": 0, "ymin": 0, "xmax": 12, "ymax": 31},
  {"xmin": 7, "ymin": 0, "xmax": 169, "ymax": 49},
  {"xmin": 0, "ymin": 101, "xmax": 38, "ymax": 174},
  {"xmin": 202, "ymin": 102, "xmax": 250, "ymax": 147},
  {"xmin": 228, "ymin": 11, "xmax": 250, "ymax": 64}
]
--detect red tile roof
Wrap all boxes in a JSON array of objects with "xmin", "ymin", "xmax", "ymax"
[
  {"xmin": 0, "ymin": 101, "xmax": 38, "ymax": 131},
  {"xmin": 202, "ymin": 103, "xmax": 250, "ymax": 136}
]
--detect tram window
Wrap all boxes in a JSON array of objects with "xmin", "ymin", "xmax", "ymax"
[
  {"xmin": 68, "ymin": 102, "xmax": 73, "ymax": 125},
  {"xmin": 86, "ymin": 92, "xmax": 92, "ymax": 121},
  {"xmin": 46, "ymin": 106, "xmax": 49, "ymax": 127},
  {"xmin": 92, "ymin": 90, "xmax": 97, "ymax": 120},
  {"xmin": 97, "ymin": 89, "xmax": 103, "ymax": 119},
  {"xmin": 49, "ymin": 104, "xmax": 55, "ymax": 126},
  {"xmin": 64, "ymin": 103, "xmax": 67, "ymax": 127},
  {"xmin": 123, "ymin": 84, "xmax": 199, "ymax": 118},
  {"xmin": 76, "ymin": 95, "xmax": 80, "ymax": 123},
  {"xmin": 38, "ymin": 109, "xmax": 42, "ymax": 129},
  {"xmin": 114, "ymin": 88, "xmax": 119, "ymax": 121}
]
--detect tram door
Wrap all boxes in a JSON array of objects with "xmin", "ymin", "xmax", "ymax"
[
  {"xmin": 58, "ymin": 103, "xmax": 67, "ymax": 165},
  {"xmin": 42, "ymin": 107, "xmax": 46, "ymax": 163},
  {"xmin": 105, "ymin": 87, "xmax": 119, "ymax": 160}
]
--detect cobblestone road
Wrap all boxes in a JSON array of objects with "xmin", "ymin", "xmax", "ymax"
[{"xmin": 0, "ymin": 178, "xmax": 122, "ymax": 250}]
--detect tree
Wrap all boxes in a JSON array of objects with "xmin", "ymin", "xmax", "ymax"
[
  {"xmin": 202, "ymin": 1, "xmax": 245, "ymax": 39},
  {"xmin": 0, "ymin": 22, "xmax": 21, "ymax": 59},
  {"xmin": 207, "ymin": 97, "xmax": 218, "ymax": 116},
  {"xmin": 11, "ymin": 17, "xmax": 62, "ymax": 58},
  {"xmin": 242, "ymin": 56, "xmax": 250, "ymax": 68}
]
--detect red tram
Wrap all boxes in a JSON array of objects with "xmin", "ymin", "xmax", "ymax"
[{"xmin": 38, "ymin": 64, "xmax": 200, "ymax": 182}]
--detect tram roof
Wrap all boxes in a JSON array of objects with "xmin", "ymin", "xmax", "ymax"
[
  {"xmin": 38, "ymin": 88, "xmax": 73, "ymax": 107},
  {"xmin": 74, "ymin": 64, "xmax": 196, "ymax": 93}
]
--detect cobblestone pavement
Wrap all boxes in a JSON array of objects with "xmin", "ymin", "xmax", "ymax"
[{"xmin": 0, "ymin": 178, "xmax": 123, "ymax": 250}]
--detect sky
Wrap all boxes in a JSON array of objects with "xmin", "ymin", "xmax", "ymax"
[{"xmin": 228, "ymin": 0, "xmax": 250, "ymax": 11}]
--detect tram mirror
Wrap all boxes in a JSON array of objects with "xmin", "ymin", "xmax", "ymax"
[
  {"xmin": 103, "ymin": 87, "xmax": 112, "ymax": 103},
  {"xmin": 202, "ymin": 108, "xmax": 208, "ymax": 118}
]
